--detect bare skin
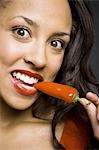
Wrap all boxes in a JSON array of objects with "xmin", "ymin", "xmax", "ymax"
[
  {"xmin": 0, "ymin": 0, "xmax": 71, "ymax": 149},
  {"xmin": 0, "ymin": 0, "xmax": 99, "ymax": 149},
  {"xmin": 80, "ymin": 92, "xmax": 99, "ymax": 140}
]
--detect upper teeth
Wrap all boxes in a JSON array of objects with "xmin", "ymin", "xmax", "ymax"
[{"xmin": 12, "ymin": 72, "xmax": 39, "ymax": 84}]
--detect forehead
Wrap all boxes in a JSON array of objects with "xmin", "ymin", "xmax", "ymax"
[
  {"xmin": 5, "ymin": 0, "xmax": 70, "ymax": 12},
  {"xmin": 0, "ymin": 0, "xmax": 72, "ymax": 31}
]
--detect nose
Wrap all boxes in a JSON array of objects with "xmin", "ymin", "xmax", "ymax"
[{"xmin": 24, "ymin": 43, "xmax": 46, "ymax": 69}]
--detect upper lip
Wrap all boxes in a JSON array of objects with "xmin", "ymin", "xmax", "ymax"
[{"xmin": 11, "ymin": 69, "xmax": 43, "ymax": 81}]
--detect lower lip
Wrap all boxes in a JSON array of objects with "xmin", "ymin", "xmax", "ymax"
[{"xmin": 10, "ymin": 75, "xmax": 37, "ymax": 96}]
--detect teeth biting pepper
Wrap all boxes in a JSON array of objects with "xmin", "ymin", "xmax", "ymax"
[{"xmin": 34, "ymin": 81, "xmax": 80, "ymax": 103}]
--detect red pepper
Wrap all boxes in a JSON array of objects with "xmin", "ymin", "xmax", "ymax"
[{"xmin": 34, "ymin": 82, "xmax": 79, "ymax": 103}]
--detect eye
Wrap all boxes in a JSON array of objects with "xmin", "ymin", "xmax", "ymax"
[
  {"xmin": 50, "ymin": 39, "xmax": 66, "ymax": 50},
  {"xmin": 12, "ymin": 26, "xmax": 31, "ymax": 40}
]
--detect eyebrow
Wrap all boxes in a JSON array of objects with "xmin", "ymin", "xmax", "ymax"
[
  {"xmin": 50, "ymin": 32, "xmax": 70, "ymax": 38},
  {"xmin": 11, "ymin": 16, "xmax": 70, "ymax": 37},
  {"xmin": 11, "ymin": 16, "xmax": 39, "ymax": 28}
]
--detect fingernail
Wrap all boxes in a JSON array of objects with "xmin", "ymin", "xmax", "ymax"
[{"xmin": 85, "ymin": 99, "xmax": 91, "ymax": 106}]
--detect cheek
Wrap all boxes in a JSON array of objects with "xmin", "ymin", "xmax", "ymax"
[
  {"xmin": 51, "ymin": 59, "xmax": 62, "ymax": 70},
  {"xmin": 0, "ymin": 34, "xmax": 23, "ymax": 66},
  {"xmin": 47, "ymin": 53, "xmax": 64, "ymax": 78}
]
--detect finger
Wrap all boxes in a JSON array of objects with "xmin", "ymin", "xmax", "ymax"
[
  {"xmin": 86, "ymin": 92, "xmax": 99, "ymax": 105},
  {"xmin": 97, "ymin": 105, "xmax": 99, "ymax": 120},
  {"xmin": 79, "ymin": 98, "xmax": 98, "ymax": 128},
  {"xmin": 86, "ymin": 92, "xmax": 99, "ymax": 121}
]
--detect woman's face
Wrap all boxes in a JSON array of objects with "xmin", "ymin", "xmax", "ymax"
[{"xmin": 0, "ymin": 0, "xmax": 72, "ymax": 110}]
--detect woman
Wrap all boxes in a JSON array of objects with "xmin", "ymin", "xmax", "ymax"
[{"xmin": 0, "ymin": 0, "xmax": 99, "ymax": 149}]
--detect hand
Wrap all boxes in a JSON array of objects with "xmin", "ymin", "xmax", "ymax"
[{"xmin": 79, "ymin": 92, "xmax": 99, "ymax": 140}]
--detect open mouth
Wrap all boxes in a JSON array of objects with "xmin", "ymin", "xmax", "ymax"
[{"xmin": 10, "ymin": 69, "xmax": 43, "ymax": 96}]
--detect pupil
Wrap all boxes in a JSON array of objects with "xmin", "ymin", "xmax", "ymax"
[
  {"xmin": 52, "ymin": 41, "xmax": 57, "ymax": 47},
  {"xmin": 18, "ymin": 29, "xmax": 24, "ymax": 36}
]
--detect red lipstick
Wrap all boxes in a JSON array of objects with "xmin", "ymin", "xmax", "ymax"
[{"xmin": 10, "ymin": 69, "xmax": 43, "ymax": 96}]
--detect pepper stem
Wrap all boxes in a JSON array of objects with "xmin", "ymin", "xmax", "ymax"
[{"xmin": 73, "ymin": 94, "xmax": 80, "ymax": 103}]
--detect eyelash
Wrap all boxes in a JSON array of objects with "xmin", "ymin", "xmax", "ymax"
[
  {"xmin": 11, "ymin": 26, "xmax": 32, "ymax": 40},
  {"xmin": 11, "ymin": 26, "xmax": 67, "ymax": 49},
  {"xmin": 49, "ymin": 39, "xmax": 67, "ymax": 51}
]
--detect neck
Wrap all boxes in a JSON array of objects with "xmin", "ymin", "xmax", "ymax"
[
  {"xmin": 0, "ymin": 98, "xmax": 32, "ymax": 128},
  {"xmin": 0, "ymin": 98, "xmax": 51, "ymax": 129}
]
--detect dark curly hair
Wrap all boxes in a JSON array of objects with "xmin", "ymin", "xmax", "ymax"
[
  {"xmin": 0, "ymin": 0, "xmax": 99, "ymax": 149},
  {"xmin": 31, "ymin": 0, "xmax": 99, "ymax": 149}
]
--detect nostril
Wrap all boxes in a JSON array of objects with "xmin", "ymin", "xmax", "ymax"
[
  {"xmin": 24, "ymin": 59, "xmax": 33, "ymax": 65},
  {"xmin": 24, "ymin": 58, "xmax": 37, "ymax": 68},
  {"xmin": 24, "ymin": 55, "xmax": 46, "ymax": 69}
]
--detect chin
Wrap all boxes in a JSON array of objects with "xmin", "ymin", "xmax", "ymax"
[
  {"xmin": 1, "ymin": 92, "xmax": 37, "ymax": 111},
  {"xmin": 7, "ymin": 100, "xmax": 34, "ymax": 110}
]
